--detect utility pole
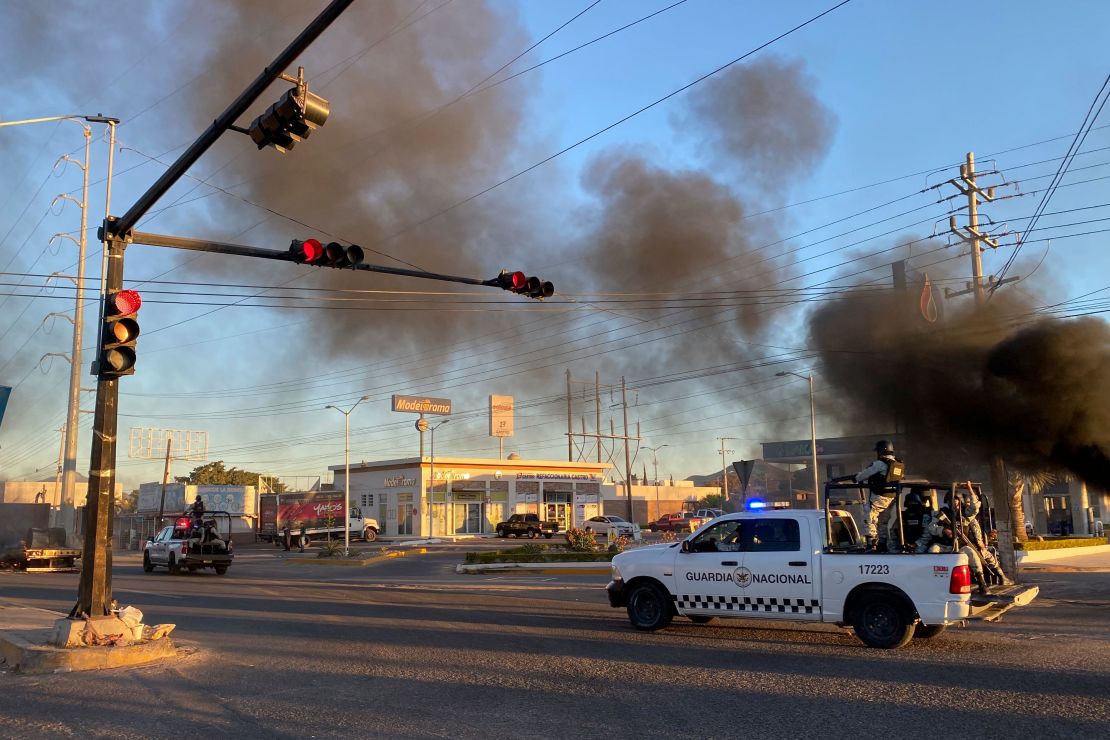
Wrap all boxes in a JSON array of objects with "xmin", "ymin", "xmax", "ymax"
[
  {"xmin": 717, "ymin": 437, "xmax": 735, "ymax": 512},
  {"xmin": 56, "ymin": 125, "xmax": 91, "ymax": 539},
  {"xmin": 947, "ymin": 151, "xmax": 1017, "ymax": 578},
  {"xmin": 622, "ymin": 377, "xmax": 635, "ymax": 523}
]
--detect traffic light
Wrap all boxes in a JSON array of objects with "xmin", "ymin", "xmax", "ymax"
[
  {"xmin": 98, "ymin": 289, "xmax": 141, "ymax": 379},
  {"xmin": 248, "ymin": 85, "xmax": 330, "ymax": 154},
  {"xmin": 495, "ymin": 270, "xmax": 554, "ymax": 300},
  {"xmin": 289, "ymin": 239, "xmax": 364, "ymax": 268}
]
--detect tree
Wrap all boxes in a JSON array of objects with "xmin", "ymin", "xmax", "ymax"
[
  {"xmin": 1009, "ymin": 469, "xmax": 1056, "ymax": 542},
  {"xmin": 175, "ymin": 460, "xmax": 286, "ymax": 491}
]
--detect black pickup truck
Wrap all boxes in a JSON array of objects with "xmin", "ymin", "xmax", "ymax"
[{"xmin": 495, "ymin": 514, "xmax": 559, "ymax": 539}]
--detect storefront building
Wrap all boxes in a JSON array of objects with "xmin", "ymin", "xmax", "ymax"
[{"xmin": 332, "ymin": 457, "xmax": 612, "ymax": 537}]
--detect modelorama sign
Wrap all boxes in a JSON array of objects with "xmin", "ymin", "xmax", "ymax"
[{"xmin": 392, "ymin": 394, "xmax": 452, "ymax": 415}]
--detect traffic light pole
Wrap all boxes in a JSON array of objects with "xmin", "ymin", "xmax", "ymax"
[
  {"xmin": 128, "ymin": 230, "xmax": 517, "ymax": 288},
  {"xmin": 71, "ymin": 234, "xmax": 126, "ymax": 618},
  {"xmin": 72, "ymin": 0, "xmax": 356, "ymax": 620}
]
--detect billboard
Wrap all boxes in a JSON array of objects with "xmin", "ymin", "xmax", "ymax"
[{"xmin": 489, "ymin": 394, "xmax": 514, "ymax": 437}]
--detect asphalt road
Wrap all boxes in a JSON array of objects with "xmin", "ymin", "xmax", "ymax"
[{"xmin": 0, "ymin": 544, "xmax": 1107, "ymax": 739}]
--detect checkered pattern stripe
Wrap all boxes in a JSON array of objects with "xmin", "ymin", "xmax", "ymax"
[{"xmin": 674, "ymin": 594, "xmax": 820, "ymax": 614}]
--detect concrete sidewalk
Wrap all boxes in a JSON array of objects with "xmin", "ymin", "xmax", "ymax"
[{"xmin": 0, "ymin": 599, "xmax": 177, "ymax": 674}]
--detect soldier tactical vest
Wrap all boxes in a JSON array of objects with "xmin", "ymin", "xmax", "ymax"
[{"xmin": 867, "ymin": 455, "xmax": 904, "ymax": 496}]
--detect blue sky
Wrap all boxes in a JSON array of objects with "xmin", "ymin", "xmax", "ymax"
[{"xmin": 1, "ymin": 0, "xmax": 1108, "ymax": 491}]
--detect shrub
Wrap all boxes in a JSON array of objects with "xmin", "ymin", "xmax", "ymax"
[
  {"xmin": 1015, "ymin": 536, "xmax": 1107, "ymax": 551},
  {"xmin": 317, "ymin": 539, "xmax": 345, "ymax": 558},
  {"xmin": 564, "ymin": 528, "xmax": 600, "ymax": 552}
]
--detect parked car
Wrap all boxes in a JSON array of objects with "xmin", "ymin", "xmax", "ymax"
[
  {"xmin": 695, "ymin": 508, "xmax": 723, "ymax": 520},
  {"xmin": 584, "ymin": 515, "xmax": 641, "ymax": 539},
  {"xmin": 648, "ymin": 512, "xmax": 708, "ymax": 533}
]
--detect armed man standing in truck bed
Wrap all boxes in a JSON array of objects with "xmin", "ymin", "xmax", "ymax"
[{"xmin": 852, "ymin": 439, "xmax": 905, "ymax": 551}]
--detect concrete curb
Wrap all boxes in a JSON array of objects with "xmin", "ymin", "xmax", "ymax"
[
  {"xmin": 0, "ymin": 602, "xmax": 179, "ymax": 675},
  {"xmin": 284, "ymin": 548, "xmax": 428, "ymax": 567},
  {"xmin": 455, "ymin": 561, "xmax": 610, "ymax": 575},
  {"xmin": 0, "ymin": 632, "xmax": 178, "ymax": 675},
  {"xmin": 1016, "ymin": 543, "xmax": 1110, "ymax": 563}
]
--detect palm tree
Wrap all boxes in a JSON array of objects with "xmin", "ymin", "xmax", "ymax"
[{"xmin": 1008, "ymin": 469, "xmax": 1056, "ymax": 543}]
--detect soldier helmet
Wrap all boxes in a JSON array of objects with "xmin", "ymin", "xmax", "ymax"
[
  {"xmin": 874, "ymin": 439, "xmax": 894, "ymax": 455},
  {"xmin": 195, "ymin": 495, "xmax": 203, "ymax": 502}
]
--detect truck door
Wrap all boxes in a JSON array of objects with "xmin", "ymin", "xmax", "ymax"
[
  {"xmin": 736, "ymin": 517, "xmax": 819, "ymax": 620},
  {"xmin": 672, "ymin": 519, "xmax": 746, "ymax": 615},
  {"xmin": 150, "ymin": 526, "xmax": 171, "ymax": 564}
]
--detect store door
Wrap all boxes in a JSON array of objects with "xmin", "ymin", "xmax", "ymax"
[
  {"xmin": 546, "ymin": 502, "xmax": 570, "ymax": 531},
  {"xmin": 454, "ymin": 503, "xmax": 482, "ymax": 534}
]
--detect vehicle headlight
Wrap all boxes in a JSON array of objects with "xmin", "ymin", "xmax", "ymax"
[{"xmin": 610, "ymin": 563, "xmax": 622, "ymax": 581}]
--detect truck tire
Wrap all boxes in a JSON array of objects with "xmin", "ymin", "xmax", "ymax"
[
  {"xmin": 914, "ymin": 623, "xmax": 948, "ymax": 640},
  {"xmin": 527, "ymin": 529, "xmax": 538, "ymax": 539},
  {"xmin": 543, "ymin": 532, "xmax": 553, "ymax": 539},
  {"xmin": 215, "ymin": 565, "xmax": 228, "ymax": 575},
  {"xmin": 363, "ymin": 527, "xmax": 377, "ymax": 543},
  {"xmin": 167, "ymin": 554, "xmax": 180, "ymax": 575},
  {"xmin": 496, "ymin": 527, "xmax": 507, "ymax": 538},
  {"xmin": 142, "ymin": 552, "xmax": 154, "ymax": 572},
  {"xmin": 627, "ymin": 582, "xmax": 673, "ymax": 631},
  {"xmin": 852, "ymin": 593, "xmax": 914, "ymax": 649}
]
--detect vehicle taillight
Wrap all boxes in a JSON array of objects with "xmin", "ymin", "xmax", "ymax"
[
  {"xmin": 181, "ymin": 543, "xmax": 188, "ymax": 556},
  {"xmin": 949, "ymin": 564, "xmax": 971, "ymax": 594}
]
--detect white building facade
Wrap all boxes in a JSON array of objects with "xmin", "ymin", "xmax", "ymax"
[{"xmin": 331, "ymin": 457, "xmax": 612, "ymax": 537}]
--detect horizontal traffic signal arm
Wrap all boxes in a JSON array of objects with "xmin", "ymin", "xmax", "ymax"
[{"xmin": 126, "ymin": 230, "xmax": 554, "ymax": 297}]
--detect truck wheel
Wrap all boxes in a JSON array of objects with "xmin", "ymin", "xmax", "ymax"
[
  {"xmin": 363, "ymin": 527, "xmax": 377, "ymax": 543},
  {"xmin": 142, "ymin": 552, "xmax": 154, "ymax": 572},
  {"xmin": 167, "ymin": 554, "xmax": 180, "ymax": 575},
  {"xmin": 648, "ymin": 524, "xmax": 658, "ymax": 533},
  {"xmin": 527, "ymin": 529, "xmax": 538, "ymax": 539},
  {"xmin": 689, "ymin": 615, "xmax": 716, "ymax": 625},
  {"xmin": 543, "ymin": 533, "xmax": 553, "ymax": 539},
  {"xmin": 496, "ymin": 528, "xmax": 507, "ymax": 538},
  {"xmin": 627, "ymin": 582, "xmax": 673, "ymax": 631},
  {"xmin": 215, "ymin": 565, "xmax": 228, "ymax": 575},
  {"xmin": 852, "ymin": 593, "xmax": 914, "ymax": 649},
  {"xmin": 914, "ymin": 624, "xmax": 948, "ymax": 640},
  {"xmin": 299, "ymin": 534, "xmax": 311, "ymax": 549}
]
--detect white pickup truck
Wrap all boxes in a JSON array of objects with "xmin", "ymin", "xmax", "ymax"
[{"xmin": 606, "ymin": 508, "xmax": 1039, "ymax": 648}]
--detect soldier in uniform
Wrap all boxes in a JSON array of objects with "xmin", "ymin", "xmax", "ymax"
[
  {"xmin": 852, "ymin": 440, "xmax": 905, "ymax": 551},
  {"xmin": 900, "ymin": 489, "xmax": 932, "ymax": 551},
  {"xmin": 916, "ymin": 491, "xmax": 1012, "ymax": 593},
  {"xmin": 952, "ymin": 487, "xmax": 1014, "ymax": 587}
]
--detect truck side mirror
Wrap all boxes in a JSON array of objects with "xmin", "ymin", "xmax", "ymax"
[{"xmin": 680, "ymin": 540, "xmax": 691, "ymax": 553}]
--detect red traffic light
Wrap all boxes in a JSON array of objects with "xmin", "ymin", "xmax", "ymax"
[
  {"xmin": 111, "ymin": 289, "xmax": 142, "ymax": 316},
  {"xmin": 493, "ymin": 270, "xmax": 553, "ymax": 299},
  {"xmin": 290, "ymin": 238, "xmax": 362, "ymax": 268}
]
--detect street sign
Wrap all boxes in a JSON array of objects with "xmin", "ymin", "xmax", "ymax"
[{"xmin": 392, "ymin": 394, "xmax": 451, "ymax": 415}]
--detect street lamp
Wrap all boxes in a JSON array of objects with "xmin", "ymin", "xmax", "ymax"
[
  {"xmin": 326, "ymin": 395, "xmax": 369, "ymax": 555},
  {"xmin": 420, "ymin": 419, "xmax": 450, "ymax": 537},
  {"xmin": 776, "ymin": 372, "xmax": 819, "ymax": 509},
  {"xmin": 643, "ymin": 445, "xmax": 669, "ymax": 521}
]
